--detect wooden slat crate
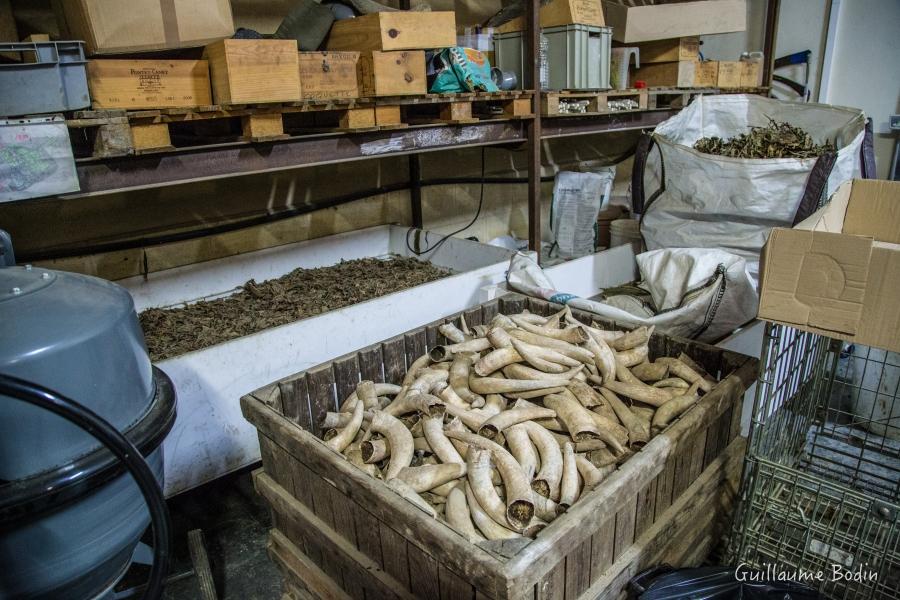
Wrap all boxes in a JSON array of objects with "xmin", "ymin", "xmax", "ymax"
[{"xmin": 241, "ymin": 293, "xmax": 758, "ymax": 600}]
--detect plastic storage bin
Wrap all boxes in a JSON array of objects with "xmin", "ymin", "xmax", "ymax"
[
  {"xmin": 493, "ymin": 24, "xmax": 611, "ymax": 90},
  {"xmin": 0, "ymin": 41, "xmax": 90, "ymax": 116}
]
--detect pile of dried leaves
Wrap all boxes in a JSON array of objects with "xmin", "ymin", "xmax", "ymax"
[
  {"xmin": 693, "ymin": 118, "xmax": 835, "ymax": 159},
  {"xmin": 140, "ymin": 256, "xmax": 451, "ymax": 361}
]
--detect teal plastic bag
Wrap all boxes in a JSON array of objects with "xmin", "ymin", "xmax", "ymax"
[{"xmin": 430, "ymin": 47, "xmax": 499, "ymax": 93}]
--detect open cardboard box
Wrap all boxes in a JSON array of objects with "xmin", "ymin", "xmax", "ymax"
[{"xmin": 758, "ymin": 179, "xmax": 900, "ymax": 353}]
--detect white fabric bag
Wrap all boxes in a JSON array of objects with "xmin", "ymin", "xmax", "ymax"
[
  {"xmin": 506, "ymin": 248, "xmax": 758, "ymax": 342},
  {"xmin": 638, "ymin": 95, "xmax": 867, "ymax": 268},
  {"xmin": 550, "ymin": 169, "xmax": 615, "ymax": 258}
]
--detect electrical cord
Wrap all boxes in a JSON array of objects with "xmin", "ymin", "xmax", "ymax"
[
  {"xmin": 406, "ymin": 145, "xmax": 487, "ymax": 256},
  {"xmin": 0, "ymin": 373, "xmax": 171, "ymax": 600}
]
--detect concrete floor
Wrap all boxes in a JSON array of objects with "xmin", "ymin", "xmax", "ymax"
[
  {"xmin": 165, "ymin": 467, "xmax": 281, "ymax": 599},
  {"xmin": 118, "ymin": 466, "xmax": 283, "ymax": 599}
]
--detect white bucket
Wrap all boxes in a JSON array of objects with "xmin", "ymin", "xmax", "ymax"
[{"xmin": 609, "ymin": 218, "xmax": 642, "ymax": 255}]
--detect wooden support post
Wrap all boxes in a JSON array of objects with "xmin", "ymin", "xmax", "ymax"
[
  {"xmin": 504, "ymin": 97, "xmax": 533, "ymax": 117},
  {"xmin": 525, "ymin": 0, "xmax": 542, "ymax": 257},
  {"xmin": 339, "ymin": 107, "xmax": 376, "ymax": 129},
  {"xmin": 130, "ymin": 123, "xmax": 172, "ymax": 153},
  {"xmin": 439, "ymin": 101, "xmax": 473, "ymax": 122},
  {"xmin": 374, "ymin": 105, "xmax": 402, "ymax": 126},
  {"xmin": 241, "ymin": 113, "xmax": 286, "ymax": 141}
]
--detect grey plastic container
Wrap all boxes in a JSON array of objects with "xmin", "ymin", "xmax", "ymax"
[
  {"xmin": 493, "ymin": 25, "xmax": 612, "ymax": 91},
  {"xmin": 0, "ymin": 41, "xmax": 90, "ymax": 116}
]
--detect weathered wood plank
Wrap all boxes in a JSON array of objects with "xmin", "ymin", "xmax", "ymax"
[
  {"xmin": 279, "ymin": 375, "xmax": 311, "ymax": 430},
  {"xmin": 463, "ymin": 305, "xmax": 483, "ymax": 327},
  {"xmin": 633, "ymin": 478, "xmax": 658, "ymax": 538},
  {"xmin": 307, "ymin": 365, "xmax": 337, "ymax": 437},
  {"xmin": 405, "ymin": 329, "xmax": 427, "ymax": 366},
  {"xmin": 268, "ymin": 529, "xmax": 352, "ymax": 600},
  {"xmin": 359, "ymin": 346, "xmax": 385, "ymax": 383},
  {"xmin": 612, "ymin": 502, "xmax": 636, "ymax": 563},
  {"xmin": 654, "ymin": 458, "xmax": 677, "ymax": 520},
  {"xmin": 379, "ymin": 524, "xmax": 410, "ymax": 590},
  {"xmin": 407, "ymin": 542, "xmax": 440, "ymax": 599},
  {"xmin": 439, "ymin": 564, "xmax": 475, "ymax": 600},
  {"xmin": 333, "ymin": 354, "xmax": 361, "ymax": 406},
  {"xmin": 589, "ymin": 518, "xmax": 615, "ymax": 582},
  {"xmin": 239, "ymin": 397, "xmax": 508, "ymax": 598},
  {"xmin": 353, "ymin": 503, "xmax": 384, "ymax": 570},
  {"xmin": 328, "ymin": 485, "xmax": 365, "ymax": 599},
  {"xmin": 580, "ymin": 437, "xmax": 746, "ymax": 600},
  {"xmin": 258, "ymin": 472, "xmax": 416, "ymax": 600},
  {"xmin": 480, "ymin": 299, "xmax": 500, "ymax": 325},
  {"xmin": 564, "ymin": 538, "xmax": 592, "ymax": 600},
  {"xmin": 534, "ymin": 563, "xmax": 566, "ymax": 600},
  {"xmin": 382, "ymin": 336, "xmax": 407, "ymax": 385}
]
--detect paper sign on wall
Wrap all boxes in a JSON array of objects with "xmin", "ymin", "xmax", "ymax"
[{"xmin": 0, "ymin": 116, "xmax": 79, "ymax": 202}]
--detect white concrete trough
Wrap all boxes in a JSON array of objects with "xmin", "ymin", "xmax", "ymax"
[{"xmin": 119, "ymin": 225, "xmax": 517, "ymax": 496}]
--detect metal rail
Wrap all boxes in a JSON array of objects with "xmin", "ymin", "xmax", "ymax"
[{"xmin": 70, "ymin": 110, "xmax": 678, "ymax": 197}]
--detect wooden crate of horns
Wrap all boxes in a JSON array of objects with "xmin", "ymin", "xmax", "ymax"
[{"xmin": 241, "ymin": 293, "xmax": 757, "ymax": 600}]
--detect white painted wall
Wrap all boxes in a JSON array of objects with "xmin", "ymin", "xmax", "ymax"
[
  {"xmin": 771, "ymin": 0, "xmax": 831, "ymax": 101},
  {"xmin": 822, "ymin": 0, "xmax": 900, "ymax": 179}
]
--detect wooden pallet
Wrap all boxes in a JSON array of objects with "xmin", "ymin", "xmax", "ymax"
[
  {"xmin": 542, "ymin": 89, "xmax": 650, "ymax": 116},
  {"xmin": 241, "ymin": 293, "xmax": 758, "ymax": 600},
  {"xmin": 65, "ymin": 92, "xmax": 534, "ymax": 156},
  {"xmin": 646, "ymin": 87, "xmax": 718, "ymax": 109}
]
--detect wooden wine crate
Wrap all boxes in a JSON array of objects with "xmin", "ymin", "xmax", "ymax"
[
  {"xmin": 716, "ymin": 61, "xmax": 743, "ymax": 89},
  {"xmin": 694, "ymin": 60, "xmax": 719, "ymax": 88},
  {"xmin": 358, "ymin": 51, "xmax": 427, "ymax": 97},
  {"xmin": 241, "ymin": 293, "xmax": 758, "ymax": 600},
  {"xmin": 86, "ymin": 59, "xmax": 212, "ymax": 109},
  {"xmin": 298, "ymin": 51, "xmax": 360, "ymax": 100},
  {"xmin": 326, "ymin": 11, "xmax": 456, "ymax": 52},
  {"xmin": 204, "ymin": 39, "xmax": 301, "ymax": 105}
]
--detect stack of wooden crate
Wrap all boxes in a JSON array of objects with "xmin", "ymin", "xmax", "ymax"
[
  {"xmin": 629, "ymin": 37, "xmax": 760, "ymax": 89},
  {"xmin": 325, "ymin": 11, "xmax": 457, "ymax": 98}
]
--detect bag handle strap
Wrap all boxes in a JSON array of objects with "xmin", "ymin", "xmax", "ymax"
[
  {"xmin": 792, "ymin": 151, "xmax": 837, "ymax": 226},
  {"xmin": 632, "ymin": 133, "xmax": 666, "ymax": 214},
  {"xmin": 860, "ymin": 117, "xmax": 877, "ymax": 179}
]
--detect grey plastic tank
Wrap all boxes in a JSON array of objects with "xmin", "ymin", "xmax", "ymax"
[{"xmin": 0, "ymin": 264, "xmax": 176, "ymax": 599}]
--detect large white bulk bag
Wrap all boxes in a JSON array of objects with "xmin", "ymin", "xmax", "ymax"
[
  {"xmin": 506, "ymin": 248, "xmax": 758, "ymax": 342},
  {"xmin": 635, "ymin": 95, "xmax": 871, "ymax": 270}
]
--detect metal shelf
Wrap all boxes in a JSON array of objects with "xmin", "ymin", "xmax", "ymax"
[{"xmin": 71, "ymin": 110, "xmax": 678, "ymax": 196}]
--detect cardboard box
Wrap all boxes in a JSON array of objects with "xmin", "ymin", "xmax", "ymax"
[
  {"xmin": 87, "ymin": 60, "xmax": 212, "ymax": 109},
  {"xmin": 602, "ymin": 0, "xmax": 746, "ymax": 43},
  {"xmin": 326, "ymin": 11, "xmax": 456, "ymax": 52},
  {"xmin": 740, "ymin": 60, "xmax": 761, "ymax": 87},
  {"xmin": 57, "ymin": 0, "xmax": 234, "ymax": 55},
  {"xmin": 633, "ymin": 60, "xmax": 696, "ymax": 88},
  {"xmin": 358, "ymin": 50, "xmax": 426, "ymax": 97},
  {"xmin": 205, "ymin": 40, "xmax": 300, "ymax": 105},
  {"xmin": 695, "ymin": 60, "xmax": 719, "ymax": 87},
  {"xmin": 758, "ymin": 180, "xmax": 900, "ymax": 353},
  {"xmin": 631, "ymin": 37, "xmax": 699, "ymax": 64},
  {"xmin": 496, "ymin": 0, "xmax": 606, "ymax": 33},
  {"xmin": 298, "ymin": 51, "xmax": 360, "ymax": 100},
  {"xmin": 717, "ymin": 61, "xmax": 742, "ymax": 88}
]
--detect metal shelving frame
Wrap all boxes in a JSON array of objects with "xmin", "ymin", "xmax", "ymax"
[{"xmin": 59, "ymin": 0, "xmax": 689, "ymax": 256}]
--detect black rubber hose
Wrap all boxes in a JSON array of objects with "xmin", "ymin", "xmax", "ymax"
[{"xmin": 0, "ymin": 373, "xmax": 172, "ymax": 600}]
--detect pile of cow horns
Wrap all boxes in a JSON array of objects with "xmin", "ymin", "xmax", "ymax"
[{"xmin": 319, "ymin": 306, "xmax": 717, "ymax": 541}]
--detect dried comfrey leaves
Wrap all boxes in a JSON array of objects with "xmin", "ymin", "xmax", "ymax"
[{"xmin": 693, "ymin": 118, "xmax": 835, "ymax": 159}]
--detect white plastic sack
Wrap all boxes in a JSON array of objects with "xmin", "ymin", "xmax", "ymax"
[
  {"xmin": 550, "ymin": 168, "xmax": 614, "ymax": 258},
  {"xmin": 640, "ymin": 94, "xmax": 866, "ymax": 268},
  {"xmin": 506, "ymin": 248, "xmax": 758, "ymax": 342}
]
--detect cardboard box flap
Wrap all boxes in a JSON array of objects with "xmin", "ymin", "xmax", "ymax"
[
  {"xmin": 842, "ymin": 179, "xmax": 900, "ymax": 244},
  {"xmin": 760, "ymin": 228, "xmax": 873, "ymax": 335}
]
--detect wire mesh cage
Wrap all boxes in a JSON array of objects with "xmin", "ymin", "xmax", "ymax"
[{"xmin": 730, "ymin": 323, "xmax": 900, "ymax": 600}]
